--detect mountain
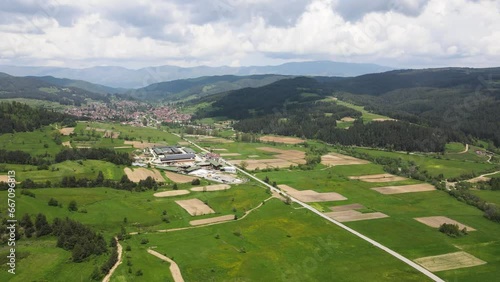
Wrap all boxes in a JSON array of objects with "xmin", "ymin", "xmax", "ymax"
[
  {"xmin": 194, "ymin": 67, "xmax": 500, "ymax": 147},
  {"xmin": 128, "ymin": 74, "xmax": 290, "ymax": 101},
  {"xmin": 0, "ymin": 61, "xmax": 392, "ymax": 88},
  {"xmin": 32, "ymin": 76, "xmax": 128, "ymax": 95},
  {"xmin": 0, "ymin": 72, "xmax": 109, "ymax": 106}
]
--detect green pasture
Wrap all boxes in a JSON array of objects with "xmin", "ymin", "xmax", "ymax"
[
  {"xmin": 116, "ymin": 199, "xmax": 427, "ymax": 281},
  {"xmin": 353, "ymin": 148, "xmax": 497, "ymax": 179},
  {"xmin": 0, "ymin": 126, "xmax": 62, "ymax": 156},
  {"xmin": 334, "ymin": 99, "xmax": 392, "ymax": 122}
]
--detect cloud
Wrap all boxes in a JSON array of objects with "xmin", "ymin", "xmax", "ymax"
[{"xmin": 0, "ymin": 0, "xmax": 499, "ymax": 68}]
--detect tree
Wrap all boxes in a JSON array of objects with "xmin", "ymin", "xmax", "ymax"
[
  {"xmin": 35, "ymin": 213, "xmax": 52, "ymax": 237},
  {"xmin": 264, "ymin": 176, "xmax": 270, "ymax": 183},
  {"xmin": 191, "ymin": 178, "xmax": 201, "ymax": 185},
  {"xmin": 48, "ymin": 198, "xmax": 59, "ymax": 206},
  {"xmin": 95, "ymin": 171, "xmax": 104, "ymax": 185},
  {"xmin": 239, "ymin": 161, "xmax": 248, "ymax": 170},
  {"xmin": 68, "ymin": 200, "xmax": 78, "ymax": 212}
]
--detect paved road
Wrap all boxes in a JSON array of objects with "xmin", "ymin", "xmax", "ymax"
[{"xmin": 181, "ymin": 135, "xmax": 445, "ymax": 282}]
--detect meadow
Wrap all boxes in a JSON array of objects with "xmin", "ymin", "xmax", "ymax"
[
  {"xmin": 353, "ymin": 147, "xmax": 497, "ymax": 178},
  {"xmin": 0, "ymin": 126, "xmax": 62, "ymax": 156},
  {"xmin": 113, "ymin": 200, "xmax": 428, "ymax": 282}
]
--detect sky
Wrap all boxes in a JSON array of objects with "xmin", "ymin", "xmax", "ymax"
[{"xmin": 0, "ymin": 0, "xmax": 499, "ymax": 69}]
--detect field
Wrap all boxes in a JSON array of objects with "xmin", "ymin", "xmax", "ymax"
[
  {"xmin": 471, "ymin": 190, "xmax": 500, "ymax": 206},
  {"xmin": 353, "ymin": 148, "xmax": 497, "ymax": 179},
  {"xmin": 371, "ymin": 183, "xmax": 436, "ymax": 195},
  {"xmin": 334, "ymin": 99, "xmax": 394, "ymax": 123},
  {"xmin": 349, "ymin": 173, "xmax": 408, "ymax": 182},
  {"xmin": 321, "ymin": 152, "xmax": 370, "ymax": 166},
  {"xmin": 124, "ymin": 167, "xmax": 165, "ymax": 182},
  {"xmin": 259, "ymin": 135, "xmax": 305, "ymax": 144},
  {"xmin": 415, "ymin": 251, "xmax": 486, "ymax": 272},
  {"xmin": 0, "ymin": 126, "xmax": 63, "ymax": 156},
  {"xmin": 415, "ymin": 216, "xmax": 476, "ymax": 231},
  {"xmin": 277, "ymin": 184, "xmax": 347, "ymax": 202},
  {"xmin": 113, "ymin": 200, "xmax": 427, "ymax": 281}
]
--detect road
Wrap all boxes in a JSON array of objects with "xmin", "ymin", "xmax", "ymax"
[
  {"xmin": 148, "ymin": 249, "xmax": 185, "ymax": 282},
  {"xmin": 180, "ymin": 134, "xmax": 445, "ymax": 282},
  {"xmin": 102, "ymin": 237, "xmax": 123, "ymax": 282}
]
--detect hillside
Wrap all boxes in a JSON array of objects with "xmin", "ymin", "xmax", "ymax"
[
  {"xmin": 0, "ymin": 73, "xmax": 109, "ymax": 106},
  {"xmin": 33, "ymin": 76, "xmax": 128, "ymax": 95},
  {"xmin": 128, "ymin": 74, "xmax": 290, "ymax": 101}
]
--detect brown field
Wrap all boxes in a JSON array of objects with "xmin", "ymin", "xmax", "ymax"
[
  {"xmin": 415, "ymin": 251, "xmax": 486, "ymax": 272},
  {"xmin": 371, "ymin": 183, "xmax": 436, "ymax": 195},
  {"xmin": 321, "ymin": 152, "xmax": 370, "ymax": 166},
  {"xmin": 62, "ymin": 141, "xmax": 72, "ymax": 148},
  {"xmin": 220, "ymin": 153, "xmax": 241, "ymax": 156},
  {"xmin": 329, "ymin": 203, "xmax": 365, "ymax": 212},
  {"xmin": 153, "ymin": 190, "xmax": 190, "ymax": 197},
  {"xmin": 259, "ymin": 135, "xmax": 305, "ymax": 144},
  {"xmin": 175, "ymin": 199, "xmax": 215, "ymax": 216},
  {"xmin": 164, "ymin": 171, "xmax": 198, "ymax": 183},
  {"xmin": 190, "ymin": 184, "xmax": 231, "ymax": 192},
  {"xmin": 178, "ymin": 141, "xmax": 190, "ymax": 145},
  {"xmin": 324, "ymin": 210, "xmax": 389, "ymax": 222},
  {"xmin": 340, "ymin": 117, "xmax": 356, "ymax": 122},
  {"xmin": 278, "ymin": 184, "xmax": 347, "ymax": 202},
  {"xmin": 124, "ymin": 168, "xmax": 165, "ymax": 182},
  {"xmin": 103, "ymin": 131, "xmax": 120, "ymax": 138},
  {"xmin": 124, "ymin": 141, "xmax": 167, "ymax": 149},
  {"xmin": 349, "ymin": 173, "xmax": 407, "ymax": 182},
  {"xmin": 0, "ymin": 175, "xmax": 8, "ymax": 182},
  {"xmin": 228, "ymin": 159, "xmax": 295, "ymax": 170},
  {"xmin": 59, "ymin": 127, "xmax": 75, "ymax": 135},
  {"xmin": 414, "ymin": 216, "xmax": 476, "ymax": 231},
  {"xmin": 199, "ymin": 137, "xmax": 233, "ymax": 143},
  {"xmin": 85, "ymin": 127, "xmax": 106, "ymax": 132},
  {"xmin": 229, "ymin": 147, "xmax": 306, "ymax": 170},
  {"xmin": 189, "ymin": 214, "xmax": 234, "ymax": 226}
]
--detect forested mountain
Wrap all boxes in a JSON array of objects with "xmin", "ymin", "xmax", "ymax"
[
  {"xmin": 0, "ymin": 73, "xmax": 109, "ymax": 105},
  {"xmin": 0, "ymin": 101, "xmax": 76, "ymax": 134},
  {"xmin": 194, "ymin": 67, "xmax": 500, "ymax": 151},
  {"xmin": 128, "ymin": 74, "xmax": 289, "ymax": 101},
  {"xmin": 33, "ymin": 76, "xmax": 128, "ymax": 95}
]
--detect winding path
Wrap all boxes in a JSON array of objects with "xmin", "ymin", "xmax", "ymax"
[
  {"xmin": 147, "ymin": 249, "xmax": 184, "ymax": 282},
  {"xmin": 457, "ymin": 144, "xmax": 469, "ymax": 154},
  {"xmin": 179, "ymin": 134, "xmax": 445, "ymax": 282},
  {"xmin": 102, "ymin": 237, "xmax": 123, "ymax": 282}
]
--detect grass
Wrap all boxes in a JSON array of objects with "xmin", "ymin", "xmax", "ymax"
[
  {"xmin": 10, "ymin": 160, "xmax": 126, "ymax": 182},
  {"xmin": 254, "ymin": 164, "xmax": 500, "ymax": 281},
  {"xmin": 0, "ymin": 126, "xmax": 62, "ymax": 156},
  {"xmin": 335, "ymin": 99, "xmax": 393, "ymax": 122},
  {"xmin": 471, "ymin": 190, "xmax": 500, "ymax": 206},
  {"xmin": 353, "ymin": 148, "xmax": 497, "ymax": 179},
  {"xmin": 0, "ymin": 237, "xmax": 107, "ymax": 282},
  {"xmin": 0, "ymin": 98, "xmax": 70, "ymax": 111},
  {"xmin": 0, "ymin": 184, "xmax": 269, "ymax": 236},
  {"xmin": 445, "ymin": 142, "xmax": 466, "ymax": 153},
  {"xmin": 115, "ymin": 200, "xmax": 427, "ymax": 281}
]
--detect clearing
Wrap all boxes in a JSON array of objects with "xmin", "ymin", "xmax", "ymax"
[
  {"xmin": 321, "ymin": 152, "xmax": 370, "ymax": 166},
  {"xmin": 371, "ymin": 184, "xmax": 436, "ymax": 195},
  {"xmin": 123, "ymin": 167, "xmax": 165, "ymax": 182},
  {"xmin": 259, "ymin": 135, "xmax": 305, "ymax": 144},
  {"xmin": 175, "ymin": 198, "xmax": 215, "ymax": 216},
  {"xmin": 415, "ymin": 251, "xmax": 486, "ymax": 272},
  {"xmin": 189, "ymin": 214, "xmax": 235, "ymax": 226},
  {"xmin": 190, "ymin": 184, "xmax": 231, "ymax": 192},
  {"xmin": 164, "ymin": 171, "xmax": 198, "ymax": 183},
  {"xmin": 349, "ymin": 173, "xmax": 407, "ymax": 182},
  {"xmin": 414, "ymin": 216, "xmax": 476, "ymax": 231},
  {"xmin": 278, "ymin": 184, "xmax": 347, "ymax": 202},
  {"xmin": 153, "ymin": 190, "xmax": 190, "ymax": 197}
]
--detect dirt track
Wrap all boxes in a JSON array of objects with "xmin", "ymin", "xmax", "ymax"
[
  {"xmin": 102, "ymin": 237, "xmax": 122, "ymax": 282},
  {"xmin": 190, "ymin": 184, "xmax": 230, "ymax": 192},
  {"xmin": 189, "ymin": 215, "xmax": 234, "ymax": 226},
  {"xmin": 371, "ymin": 184, "xmax": 436, "ymax": 195},
  {"xmin": 349, "ymin": 173, "xmax": 407, "ymax": 182},
  {"xmin": 175, "ymin": 199, "xmax": 215, "ymax": 216},
  {"xmin": 154, "ymin": 190, "xmax": 190, "ymax": 197},
  {"xmin": 147, "ymin": 249, "xmax": 185, "ymax": 282},
  {"xmin": 259, "ymin": 135, "xmax": 305, "ymax": 144},
  {"xmin": 164, "ymin": 171, "xmax": 197, "ymax": 183},
  {"xmin": 414, "ymin": 216, "xmax": 476, "ymax": 231},
  {"xmin": 124, "ymin": 168, "xmax": 165, "ymax": 182},
  {"xmin": 415, "ymin": 251, "xmax": 486, "ymax": 272}
]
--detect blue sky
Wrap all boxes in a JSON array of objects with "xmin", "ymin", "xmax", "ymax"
[{"xmin": 0, "ymin": 0, "xmax": 499, "ymax": 69}]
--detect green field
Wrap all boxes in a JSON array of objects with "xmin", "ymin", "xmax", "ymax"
[
  {"xmin": 353, "ymin": 148, "xmax": 497, "ymax": 179},
  {"xmin": 0, "ymin": 126, "xmax": 63, "ymax": 156},
  {"xmin": 445, "ymin": 142, "xmax": 466, "ymax": 153},
  {"xmin": 114, "ymin": 200, "xmax": 427, "ymax": 281},
  {"xmin": 254, "ymin": 163, "xmax": 500, "ymax": 281},
  {"xmin": 334, "ymin": 99, "xmax": 393, "ymax": 122},
  {"xmin": 471, "ymin": 190, "xmax": 500, "ymax": 206},
  {"xmin": 0, "ymin": 237, "xmax": 107, "ymax": 282}
]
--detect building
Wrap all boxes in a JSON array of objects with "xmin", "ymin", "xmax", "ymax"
[
  {"xmin": 222, "ymin": 166, "xmax": 236, "ymax": 173},
  {"xmin": 160, "ymin": 153, "xmax": 196, "ymax": 163}
]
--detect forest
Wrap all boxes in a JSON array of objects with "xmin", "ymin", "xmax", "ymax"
[{"xmin": 0, "ymin": 101, "xmax": 76, "ymax": 134}]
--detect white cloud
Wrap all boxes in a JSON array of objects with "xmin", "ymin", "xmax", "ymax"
[{"xmin": 0, "ymin": 0, "xmax": 499, "ymax": 68}]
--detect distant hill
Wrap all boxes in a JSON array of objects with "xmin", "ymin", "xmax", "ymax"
[
  {"xmin": 128, "ymin": 74, "xmax": 290, "ymax": 101},
  {"xmin": 0, "ymin": 61, "xmax": 392, "ymax": 88},
  {"xmin": 33, "ymin": 76, "xmax": 128, "ymax": 95},
  {"xmin": 0, "ymin": 72, "xmax": 109, "ymax": 106}
]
